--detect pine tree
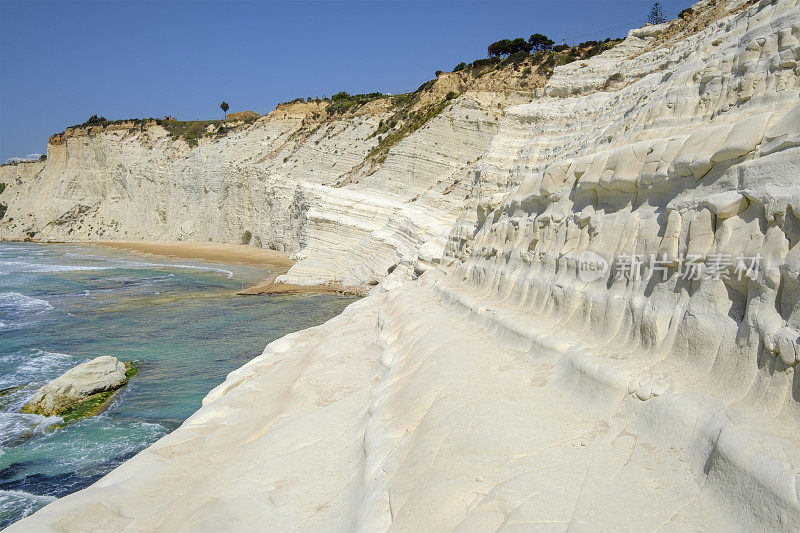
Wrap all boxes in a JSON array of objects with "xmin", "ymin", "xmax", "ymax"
[{"xmin": 648, "ymin": 2, "xmax": 666, "ymax": 24}]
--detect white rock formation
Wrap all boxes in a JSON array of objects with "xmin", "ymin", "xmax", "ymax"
[
  {"xmin": 21, "ymin": 356, "xmax": 128, "ymax": 417},
  {"xmin": 0, "ymin": 90, "xmax": 502, "ymax": 290},
  {"xmin": 5, "ymin": 0, "xmax": 800, "ymax": 530}
]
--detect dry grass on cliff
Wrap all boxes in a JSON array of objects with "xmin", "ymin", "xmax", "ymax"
[
  {"xmin": 49, "ymin": 114, "xmax": 261, "ymax": 148},
  {"xmin": 156, "ymin": 119, "xmax": 221, "ymax": 146},
  {"xmin": 649, "ymin": 0, "xmax": 759, "ymax": 51}
]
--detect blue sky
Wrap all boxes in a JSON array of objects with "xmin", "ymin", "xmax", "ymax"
[{"xmin": 0, "ymin": 0, "xmax": 693, "ymax": 161}]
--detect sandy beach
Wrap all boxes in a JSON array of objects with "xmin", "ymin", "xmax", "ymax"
[
  {"xmin": 90, "ymin": 240, "xmax": 294, "ymax": 269},
  {"xmin": 86, "ymin": 241, "xmax": 359, "ymax": 295}
]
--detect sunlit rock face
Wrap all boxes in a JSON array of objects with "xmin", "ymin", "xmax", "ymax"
[
  {"xmin": 21, "ymin": 356, "xmax": 128, "ymax": 417},
  {"xmin": 0, "ymin": 86, "xmax": 503, "ymax": 291},
  {"xmin": 5, "ymin": 0, "xmax": 800, "ymax": 530}
]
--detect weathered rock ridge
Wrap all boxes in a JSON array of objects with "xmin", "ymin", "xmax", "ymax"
[{"xmin": 5, "ymin": 0, "xmax": 800, "ymax": 530}]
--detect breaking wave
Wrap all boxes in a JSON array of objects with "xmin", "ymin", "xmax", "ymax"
[{"xmin": 0, "ymin": 293, "xmax": 57, "ymax": 331}]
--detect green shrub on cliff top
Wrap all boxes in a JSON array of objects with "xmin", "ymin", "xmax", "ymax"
[
  {"xmin": 84, "ymin": 114, "xmax": 108, "ymax": 126},
  {"xmin": 326, "ymin": 91, "xmax": 387, "ymax": 115},
  {"xmin": 155, "ymin": 119, "xmax": 222, "ymax": 147},
  {"xmin": 68, "ymin": 115, "xmax": 152, "ymax": 130}
]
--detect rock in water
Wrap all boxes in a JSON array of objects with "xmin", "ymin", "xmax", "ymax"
[{"xmin": 21, "ymin": 356, "xmax": 129, "ymax": 418}]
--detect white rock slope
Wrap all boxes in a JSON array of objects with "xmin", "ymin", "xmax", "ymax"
[{"xmin": 5, "ymin": 0, "xmax": 800, "ymax": 530}]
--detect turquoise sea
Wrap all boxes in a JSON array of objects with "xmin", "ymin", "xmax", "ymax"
[{"xmin": 0, "ymin": 242, "xmax": 357, "ymax": 529}]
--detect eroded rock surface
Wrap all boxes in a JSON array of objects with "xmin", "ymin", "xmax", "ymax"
[{"xmin": 21, "ymin": 356, "xmax": 128, "ymax": 417}]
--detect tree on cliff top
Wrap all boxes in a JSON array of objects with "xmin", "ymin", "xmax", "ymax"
[
  {"xmin": 647, "ymin": 2, "xmax": 666, "ymax": 24},
  {"xmin": 488, "ymin": 34, "xmax": 553, "ymax": 57},
  {"xmin": 528, "ymin": 33, "xmax": 554, "ymax": 51},
  {"xmin": 509, "ymin": 37, "xmax": 533, "ymax": 54},
  {"xmin": 488, "ymin": 39, "xmax": 512, "ymax": 57},
  {"xmin": 488, "ymin": 37, "xmax": 534, "ymax": 57},
  {"xmin": 220, "ymin": 101, "xmax": 229, "ymax": 119}
]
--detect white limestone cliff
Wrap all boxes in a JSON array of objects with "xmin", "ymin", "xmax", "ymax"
[
  {"xmin": 4, "ymin": 0, "xmax": 800, "ymax": 530},
  {"xmin": 0, "ymin": 83, "xmax": 505, "ymax": 291}
]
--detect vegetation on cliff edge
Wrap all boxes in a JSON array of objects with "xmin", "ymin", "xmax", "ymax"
[
  {"xmin": 49, "ymin": 26, "xmax": 626, "ymax": 155},
  {"xmin": 61, "ymin": 114, "xmax": 259, "ymax": 147}
]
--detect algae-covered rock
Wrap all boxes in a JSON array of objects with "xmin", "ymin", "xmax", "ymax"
[{"xmin": 21, "ymin": 356, "xmax": 135, "ymax": 420}]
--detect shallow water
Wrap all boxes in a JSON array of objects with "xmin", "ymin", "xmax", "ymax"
[{"xmin": 0, "ymin": 242, "xmax": 358, "ymax": 528}]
